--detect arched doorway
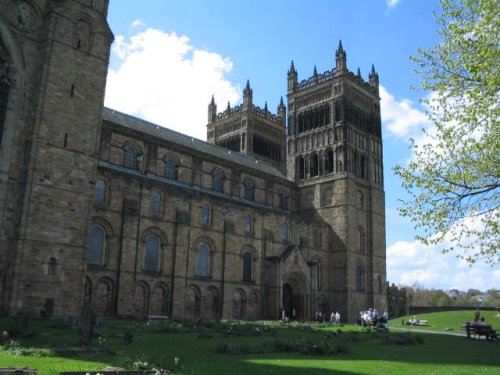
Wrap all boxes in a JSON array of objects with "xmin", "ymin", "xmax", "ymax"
[{"xmin": 283, "ymin": 282, "xmax": 304, "ymax": 320}]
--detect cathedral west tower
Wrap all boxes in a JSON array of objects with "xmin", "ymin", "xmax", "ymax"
[{"xmin": 286, "ymin": 41, "xmax": 386, "ymax": 319}]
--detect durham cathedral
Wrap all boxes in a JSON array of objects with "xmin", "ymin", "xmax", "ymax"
[{"xmin": 0, "ymin": 1, "xmax": 386, "ymax": 323}]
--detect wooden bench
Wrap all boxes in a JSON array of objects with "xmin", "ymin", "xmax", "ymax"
[
  {"xmin": 461, "ymin": 322, "xmax": 498, "ymax": 340},
  {"xmin": 406, "ymin": 319, "xmax": 428, "ymax": 326}
]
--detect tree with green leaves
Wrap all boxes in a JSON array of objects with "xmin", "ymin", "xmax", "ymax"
[{"xmin": 394, "ymin": 0, "xmax": 499, "ymax": 265}]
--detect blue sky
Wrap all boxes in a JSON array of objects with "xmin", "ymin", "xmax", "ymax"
[{"xmin": 104, "ymin": 0, "xmax": 499, "ymax": 291}]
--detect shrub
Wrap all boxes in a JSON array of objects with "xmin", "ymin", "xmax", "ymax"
[{"xmin": 6, "ymin": 340, "xmax": 54, "ymax": 357}]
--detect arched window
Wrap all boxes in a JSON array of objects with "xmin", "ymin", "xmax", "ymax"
[
  {"xmin": 151, "ymin": 192, "xmax": 161, "ymax": 214},
  {"xmin": 212, "ymin": 171, "xmax": 223, "ymax": 192},
  {"xmin": 95, "ymin": 179, "xmax": 106, "ymax": 204},
  {"xmin": 244, "ymin": 181, "xmax": 254, "ymax": 200},
  {"xmin": 310, "ymin": 153, "xmax": 319, "ymax": 177},
  {"xmin": 282, "ymin": 223, "xmax": 289, "ymax": 242},
  {"xmin": 123, "ymin": 147, "xmax": 137, "ymax": 169},
  {"xmin": 165, "ymin": 159, "xmax": 176, "ymax": 179},
  {"xmin": 195, "ymin": 243, "xmax": 210, "ymax": 277},
  {"xmin": 296, "ymin": 156, "xmax": 305, "ymax": 180},
  {"xmin": 244, "ymin": 214, "xmax": 253, "ymax": 234},
  {"xmin": 201, "ymin": 203, "xmax": 210, "ymax": 225},
  {"xmin": 279, "ymin": 192, "xmax": 288, "ymax": 209},
  {"xmin": 48, "ymin": 257, "xmax": 57, "ymax": 275},
  {"xmin": 88, "ymin": 225, "xmax": 105, "ymax": 265},
  {"xmin": 144, "ymin": 234, "xmax": 160, "ymax": 272},
  {"xmin": 356, "ymin": 264, "xmax": 365, "ymax": 291},
  {"xmin": 358, "ymin": 227, "xmax": 365, "ymax": 253},
  {"xmin": 73, "ymin": 20, "xmax": 92, "ymax": 51},
  {"xmin": 242, "ymin": 251, "xmax": 253, "ymax": 282}
]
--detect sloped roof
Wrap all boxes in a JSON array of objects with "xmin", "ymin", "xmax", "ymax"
[{"xmin": 102, "ymin": 107, "xmax": 289, "ymax": 181}]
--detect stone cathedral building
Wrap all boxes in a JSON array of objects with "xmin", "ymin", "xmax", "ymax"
[{"xmin": 0, "ymin": 0, "xmax": 386, "ymax": 323}]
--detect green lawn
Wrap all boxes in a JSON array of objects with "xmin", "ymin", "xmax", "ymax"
[
  {"xmin": 0, "ymin": 312, "xmax": 499, "ymax": 375},
  {"xmin": 389, "ymin": 309, "xmax": 500, "ymax": 333}
]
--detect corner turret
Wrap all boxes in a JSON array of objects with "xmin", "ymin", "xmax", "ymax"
[
  {"xmin": 335, "ymin": 40, "xmax": 347, "ymax": 73},
  {"xmin": 369, "ymin": 64, "xmax": 379, "ymax": 95},
  {"xmin": 243, "ymin": 80, "xmax": 253, "ymax": 108},
  {"xmin": 287, "ymin": 61, "xmax": 298, "ymax": 92},
  {"xmin": 277, "ymin": 96, "xmax": 286, "ymax": 127},
  {"xmin": 208, "ymin": 95, "xmax": 217, "ymax": 123}
]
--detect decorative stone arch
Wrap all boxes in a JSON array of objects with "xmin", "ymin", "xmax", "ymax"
[
  {"xmin": 325, "ymin": 147, "xmax": 334, "ymax": 174},
  {"xmin": 357, "ymin": 226, "xmax": 366, "ymax": 253},
  {"xmin": 202, "ymin": 285, "xmax": 219, "ymax": 322},
  {"xmin": 122, "ymin": 140, "xmax": 143, "ymax": 169},
  {"xmin": 355, "ymin": 262, "xmax": 365, "ymax": 292},
  {"xmin": 44, "ymin": 255, "xmax": 59, "ymax": 276},
  {"xmin": 211, "ymin": 167, "xmax": 225, "ymax": 192},
  {"xmin": 185, "ymin": 284, "xmax": 201, "ymax": 320},
  {"xmin": 242, "ymin": 177, "xmax": 255, "ymax": 200},
  {"xmin": 163, "ymin": 153, "xmax": 180, "ymax": 179},
  {"xmin": 151, "ymin": 282, "xmax": 169, "ymax": 316},
  {"xmin": 72, "ymin": 15, "xmax": 96, "ymax": 51},
  {"xmin": 282, "ymin": 270, "xmax": 309, "ymax": 321},
  {"xmin": 140, "ymin": 227, "xmax": 168, "ymax": 273},
  {"xmin": 278, "ymin": 189, "xmax": 288, "ymax": 209},
  {"xmin": 247, "ymin": 290, "xmax": 261, "ymax": 320},
  {"xmin": 240, "ymin": 245, "xmax": 257, "ymax": 283},
  {"xmin": 309, "ymin": 152, "xmax": 319, "ymax": 177},
  {"xmin": 309, "ymin": 257, "xmax": 322, "ymax": 290},
  {"xmin": 94, "ymin": 277, "xmax": 114, "ymax": 317},
  {"xmin": 200, "ymin": 201, "xmax": 211, "ymax": 225},
  {"xmin": 88, "ymin": 217, "xmax": 113, "ymax": 266},
  {"xmin": 296, "ymin": 155, "xmax": 305, "ymax": 180},
  {"xmin": 150, "ymin": 190, "xmax": 163, "ymax": 215},
  {"xmin": 134, "ymin": 280, "xmax": 150, "ymax": 318},
  {"xmin": 232, "ymin": 288, "xmax": 246, "ymax": 320},
  {"xmin": 95, "ymin": 175, "xmax": 110, "ymax": 205},
  {"xmin": 193, "ymin": 236, "xmax": 216, "ymax": 277}
]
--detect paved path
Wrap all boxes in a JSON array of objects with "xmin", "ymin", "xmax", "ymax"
[
  {"xmin": 390, "ymin": 326, "xmax": 465, "ymax": 336},
  {"xmin": 389, "ymin": 326, "xmax": 482, "ymax": 338}
]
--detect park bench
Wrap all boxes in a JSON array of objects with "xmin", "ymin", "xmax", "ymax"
[{"xmin": 461, "ymin": 322, "xmax": 498, "ymax": 340}]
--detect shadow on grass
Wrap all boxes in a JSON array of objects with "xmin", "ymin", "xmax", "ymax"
[{"xmin": 1, "ymin": 318, "xmax": 499, "ymax": 374}]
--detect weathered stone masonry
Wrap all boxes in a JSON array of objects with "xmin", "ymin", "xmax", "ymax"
[{"xmin": 0, "ymin": 0, "xmax": 386, "ymax": 323}]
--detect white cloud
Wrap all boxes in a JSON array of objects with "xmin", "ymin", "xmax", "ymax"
[
  {"xmin": 380, "ymin": 85, "xmax": 430, "ymax": 139},
  {"xmin": 131, "ymin": 19, "xmax": 145, "ymax": 29},
  {"xmin": 387, "ymin": 237, "xmax": 500, "ymax": 291},
  {"xmin": 386, "ymin": 0, "xmax": 401, "ymax": 9},
  {"xmin": 104, "ymin": 26, "xmax": 241, "ymax": 140}
]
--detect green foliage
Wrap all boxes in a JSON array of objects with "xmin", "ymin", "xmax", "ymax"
[
  {"xmin": 6, "ymin": 340, "xmax": 54, "ymax": 357},
  {"xmin": 215, "ymin": 337, "xmax": 351, "ymax": 356},
  {"xmin": 394, "ymin": 0, "xmax": 500, "ymax": 264},
  {"xmin": 1, "ymin": 317, "xmax": 500, "ymax": 374},
  {"xmin": 113, "ymin": 353, "xmax": 171, "ymax": 371},
  {"xmin": 377, "ymin": 333, "xmax": 425, "ymax": 345}
]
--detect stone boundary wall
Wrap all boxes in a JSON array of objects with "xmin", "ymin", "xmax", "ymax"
[{"xmin": 409, "ymin": 306, "xmax": 499, "ymax": 315}]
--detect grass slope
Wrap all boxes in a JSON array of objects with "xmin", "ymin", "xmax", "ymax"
[{"xmin": 389, "ymin": 309, "xmax": 500, "ymax": 333}]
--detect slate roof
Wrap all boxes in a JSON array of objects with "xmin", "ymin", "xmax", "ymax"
[{"xmin": 102, "ymin": 107, "xmax": 289, "ymax": 181}]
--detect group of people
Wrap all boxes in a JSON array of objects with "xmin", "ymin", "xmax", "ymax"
[
  {"xmin": 468, "ymin": 309, "xmax": 498, "ymax": 341},
  {"xmin": 358, "ymin": 308, "xmax": 388, "ymax": 328},
  {"xmin": 314, "ymin": 311, "xmax": 341, "ymax": 324},
  {"xmin": 330, "ymin": 311, "xmax": 341, "ymax": 324}
]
